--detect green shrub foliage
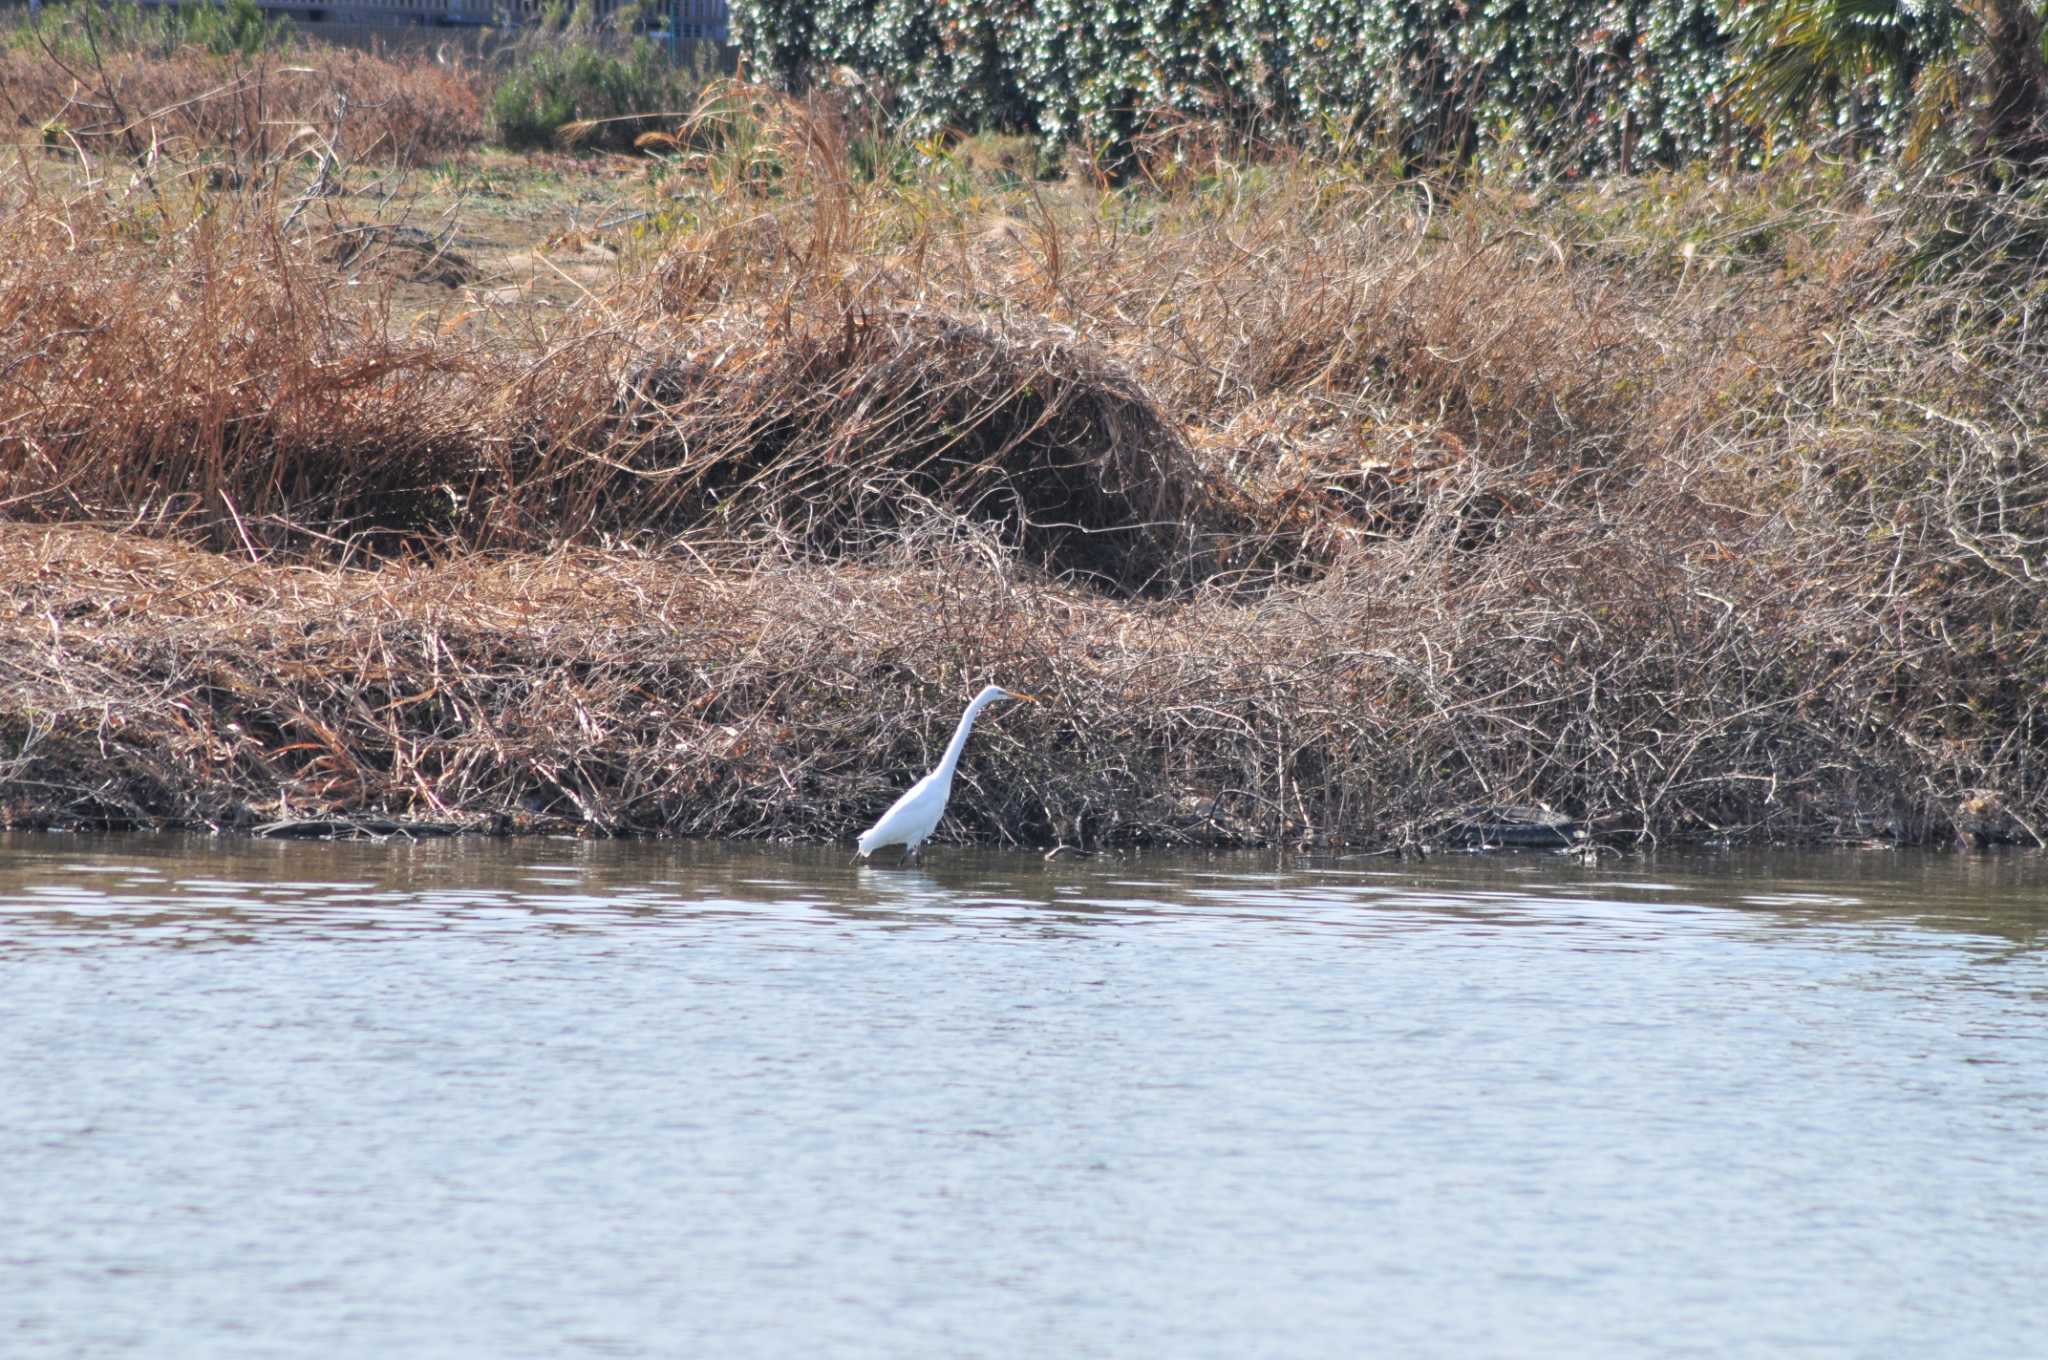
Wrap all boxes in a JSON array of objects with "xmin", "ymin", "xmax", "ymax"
[
  {"xmin": 732, "ymin": 0, "xmax": 1960, "ymax": 172},
  {"xmin": 8, "ymin": 0, "xmax": 291, "ymax": 59},
  {"xmin": 491, "ymin": 40, "xmax": 701, "ymax": 151}
]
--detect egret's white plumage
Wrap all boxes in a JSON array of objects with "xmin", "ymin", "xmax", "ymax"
[{"xmin": 856, "ymin": 685, "xmax": 1035, "ymax": 862}]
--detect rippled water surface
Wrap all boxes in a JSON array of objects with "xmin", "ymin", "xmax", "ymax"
[{"xmin": 4, "ymin": 833, "xmax": 2045, "ymax": 1358}]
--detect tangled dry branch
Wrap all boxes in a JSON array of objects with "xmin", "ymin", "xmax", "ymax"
[{"xmin": 1, "ymin": 78, "xmax": 2044, "ymax": 848}]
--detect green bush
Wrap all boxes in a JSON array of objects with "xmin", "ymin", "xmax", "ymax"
[
  {"xmin": 730, "ymin": 0, "xmax": 1966, "ymax": 174},
  {"xmin": 490, "ymin": 39, "xmax": 701, "ymax": 152},
  {"xmin": 177, "ymin": 0, "xmax": 286, "ymax": 56},
  {"xmin": 5, "ymin": 0, "xmax": 289, "ymax": 59}
]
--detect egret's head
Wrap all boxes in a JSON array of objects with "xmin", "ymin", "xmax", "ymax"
[{"xmin": 975, "ymin": 684, "xmax": 1038, "ymax": 708}]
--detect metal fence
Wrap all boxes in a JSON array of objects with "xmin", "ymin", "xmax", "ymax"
[
  {"xmin": 132, "ymin": 0, "xmax": 731, "ymax": 44},
  {"xmin": 483, "ymin": 0, "xmax": 727, "ymax": 41}
]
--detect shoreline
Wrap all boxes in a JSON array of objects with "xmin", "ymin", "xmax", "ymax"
[{"xmin": 5, "ymin": 524, "xmax": 2038, "ymax": 853}]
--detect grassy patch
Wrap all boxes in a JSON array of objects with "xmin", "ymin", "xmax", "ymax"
[{"xmin": 489, "ymin": 39, "xmax": 704, "ymax": 153}]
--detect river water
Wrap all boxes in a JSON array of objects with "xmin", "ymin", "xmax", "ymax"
[{"xmin": 2, "ymin": 833, "xmax": 2044, "ymax": 1358}]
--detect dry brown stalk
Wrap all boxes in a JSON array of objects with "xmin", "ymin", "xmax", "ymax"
[
  {"xmin": 0, "ymin": 48, "xmax": 481, "ymax": 168},
  {"xmin": 0, "ymin": 75, "xmax": 2043, "ymax": 848}
]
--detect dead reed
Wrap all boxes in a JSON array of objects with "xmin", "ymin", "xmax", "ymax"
[
  {"xmin": 5, "ymin": 510, "xmax": 2032, "ymax": 848},
  {"xmin": 0, "ymin": 75, "xmax": 2043, "ymax": 848},
  {"xmin": 0, "ymin": 173, "xmax": 489, "ymax": 557},
  {"xmin": 0, "ymin": 47, "xmax": 482, "ymax": 167}
]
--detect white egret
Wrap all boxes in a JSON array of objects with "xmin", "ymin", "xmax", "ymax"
[{"xmin": 856, "ymin": 685, "xmax": 1037, "ymax": 863}]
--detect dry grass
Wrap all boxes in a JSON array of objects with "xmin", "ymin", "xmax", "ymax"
[
  {"xmin": 0, "ymin": 47, "xmax": 482, "ymax": 166},
  {"xmin": 5, "ymin": 508, "xmax": 2032, "ymax": 849},
  {"xmin": 0, "ymin": 175, "xmax": 487, "ymax": 557},
  {"xmin": 0, "ymin": 75, "xmax": 2043, "ymax": 849}
]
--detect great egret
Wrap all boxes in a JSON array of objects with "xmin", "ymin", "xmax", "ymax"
[{"xmin": 856, "ymin": 685, "xmax": 1036, "ymax": 863}]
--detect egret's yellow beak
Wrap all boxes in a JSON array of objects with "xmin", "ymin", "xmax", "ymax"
[{"xmin": 1009, "ymin": 691, "xmax": 1040, "ymax": 703}]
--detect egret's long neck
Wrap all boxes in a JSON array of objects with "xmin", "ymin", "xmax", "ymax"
[{"xmin": 933, "ymin": 695, "xmax": 994, "ymax": 782}]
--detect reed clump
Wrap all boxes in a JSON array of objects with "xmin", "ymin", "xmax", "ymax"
[
  {"xmin": 587, "ymin": 305, "xmax": 1202, "ymax": 592},
  {"xmin": 0, "ymin": 178, "xmax": 489, "ymax": 556},
  {"xmin": 0, "ymin": 75, "xmax": 2043, "ymax": 849}
]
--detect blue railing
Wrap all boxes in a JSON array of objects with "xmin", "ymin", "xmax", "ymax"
[{"xmin": 138, "ymin": 0, "xmax": 731, "ymax": 44}]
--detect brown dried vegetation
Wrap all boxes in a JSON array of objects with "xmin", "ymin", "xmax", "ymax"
[
  {"xmin": 0, "ymin": 46, "xmax": 481, "ymax": 165},
  {"xmin": 1, "ymin": 77, "xmax": 2044, "ymax": 850}
]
